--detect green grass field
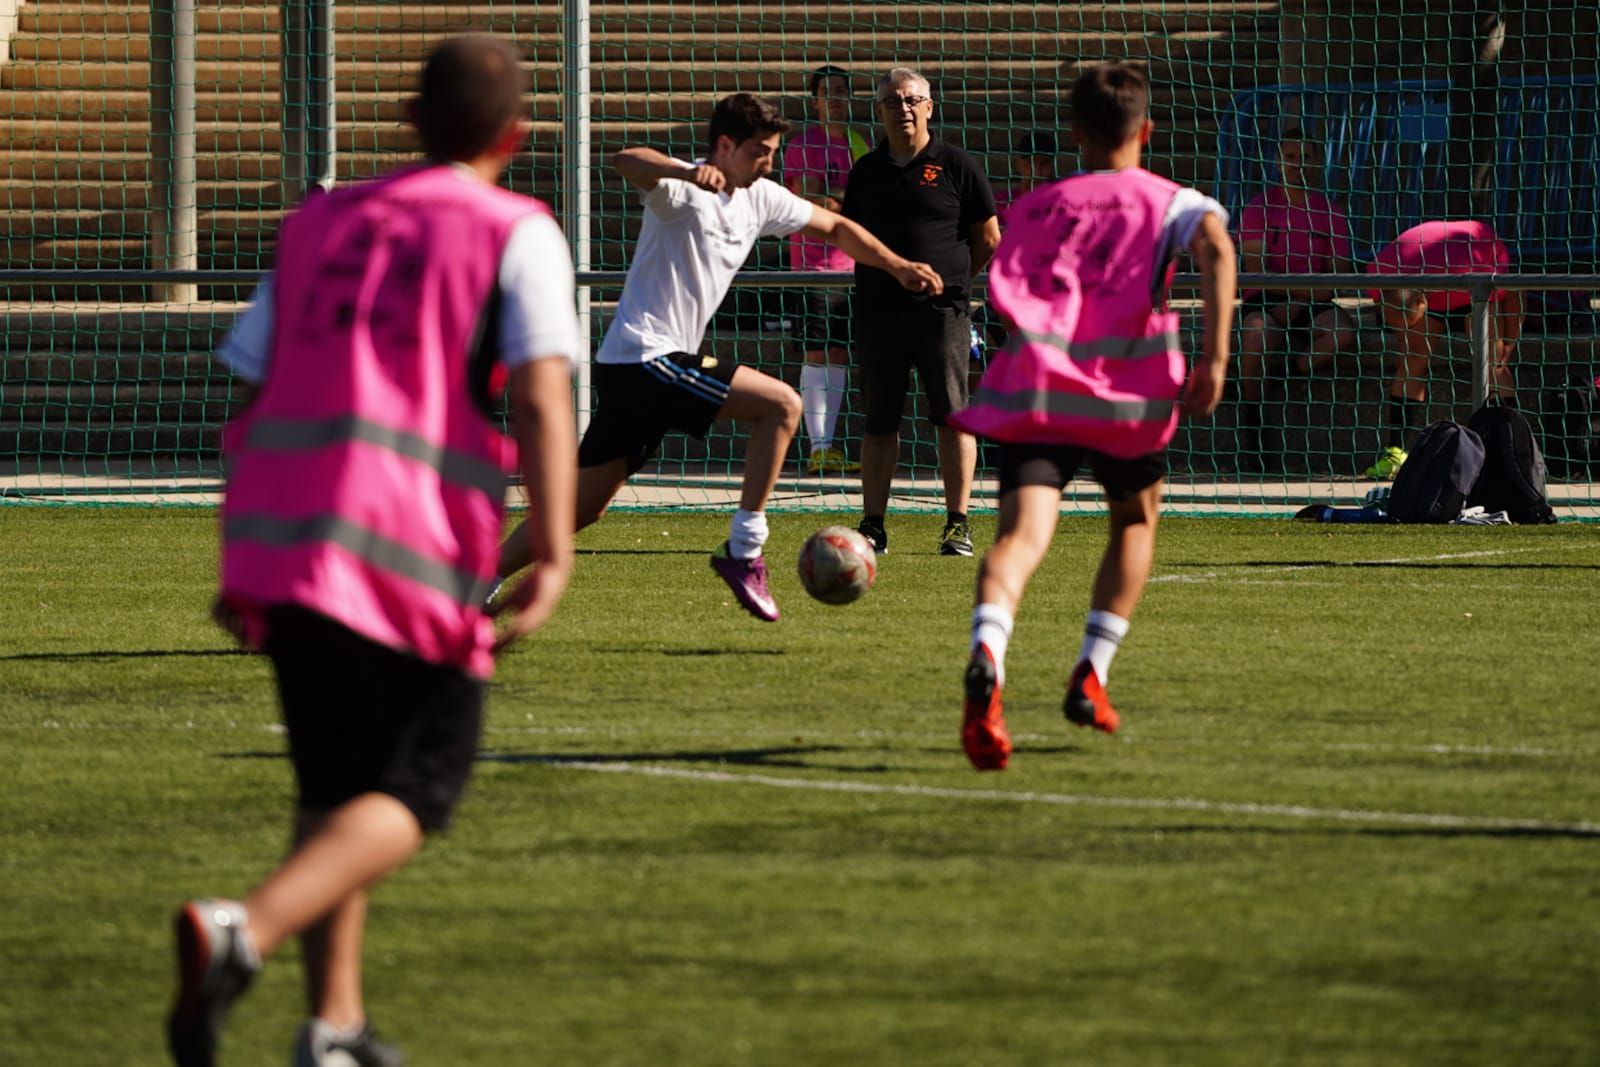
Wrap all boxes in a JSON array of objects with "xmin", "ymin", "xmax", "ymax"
[{"xmin": 3, "ymin": 508, "xmax": 1599, "ymax": 1065}]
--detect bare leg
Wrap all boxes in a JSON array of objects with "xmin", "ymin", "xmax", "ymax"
[
  {"xmin": 292, "ymin": 810, "xmax": 370, "ymax": 1030},
  {"xmin": 244, "ymin": 793, "xmax": 423, "ymax": 961},
  {"xmin": 860, "ymin": 430, "xmax": 898, "ymax": 518},
  {"xmin": 1491, "ymin": 290, "xmax": 1524, "ymax": 398},
  {"xmin": 1091, "ymin": 481, "xmax": 1163, "ymax": 619},
  {"xmin": 1237, "ymin": 311, "xmax": 1274, "ymax": 405},
  {"xmin": 1299, "ymin": 305, "xmax": 1359, "ymax": 374},
  {"xmin": 498, "ymin": 459, "xmax": 630, "ymax": 577},
  {"xmin": 1381, "ymin": 290, "xmax": 1436, "ymax": 403},
  {"xmin": 935, "ymin": 424, "xmax": 976, "ymax": 516},
  {"xmin": 975, "ymin": 484, "xmax": 1062, "ymax": 614},
  {"xmin": 715, "ymin": 366, "xmax": 802, "ymax": 512}
]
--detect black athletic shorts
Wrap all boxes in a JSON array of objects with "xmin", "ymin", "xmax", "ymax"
[
  {"xmin": 1424, "ymin": 308, "xmax": 1474, "ymax": 334},
  {"xmin": 265, "ymin": 605, "xmax": 485, "ymax": 833},
  {"xmin": 794, "ymin": 289, "xmax": 853, "ymax": 353},
  {"xmin": 995, "ymin": 441, "xmax": 1167, "ymax": 501},
  {"xmin": 1239, "ymin": 293, "xmax": 1344, "ymax": 342},
  {"xmin": 856, "ymin": 301, "xmax": 971, "ymax": 433},
  {"xmin": 577, "ymin": 351, "xmax": 739, "ymax": 474}
]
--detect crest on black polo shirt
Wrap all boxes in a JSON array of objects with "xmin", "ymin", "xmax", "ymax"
[{"xmin": 919, "ymin": 163, "xmax": 943, "ymax": 187}]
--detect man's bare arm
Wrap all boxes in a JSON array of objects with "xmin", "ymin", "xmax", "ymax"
[{"xmin": 613, "ymin": 146, "xmax": 725, "ymax": 194}]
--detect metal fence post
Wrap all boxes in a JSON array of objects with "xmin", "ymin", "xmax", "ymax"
[
  {"xmin": 282, "ymin": 0, "xmax": 337, "ymax": 207},
  {"xmin": 1469, "ymin": 279, "xmax": 1493, "ymax": 407},
  {"xmin": 149, "ymin": 0, "xmax": 197, "ymax": 303},
  {"xmin": 563, "ymin": 0, "xmax": 593, "ymax": 434}
]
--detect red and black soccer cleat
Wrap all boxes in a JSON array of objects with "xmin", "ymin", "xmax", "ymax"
[
  {"xmin": 1063, "ymin": 659, "xmax": 1120, "ymax": 734},
  {"xmin": 962, "ymin": 644, "xmax": 1012, "ymax": 770}
]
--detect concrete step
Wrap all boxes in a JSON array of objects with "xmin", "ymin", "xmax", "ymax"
[
  {"xmin": 0, "ymin": 421, "xmax": 226, "ymax": 457},
  {"xmin": 0, "ymin": 381, "xmax": 235, "ymax": 426},
  {"xmin": 0, "ymin": 56, "xmax": 1157, "ymax": 95},
  {"xmin": 0, "ymin": 307, "xmax": 242, "ymax": 353},
  {"xmin": 19, "ymin": 3, "xmax": 541, "ymax": 35},
  {"xmin": 0, "ymin": 181, "xmax": 282, "ymax": 213},
  {"xmin": 19, "ymin": 2, "xmax": 1269, "ymax": 38}
]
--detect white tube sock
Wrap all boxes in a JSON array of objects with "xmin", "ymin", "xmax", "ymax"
[
  {"xmin": 1078, "ymin": 609, "xmax": 1130, "ymax": 683},
  {"xmin": 799, "ymin": 364, "xmax": 831, "ymax": 452},
  {"xmin": 971, "ymin": 603, "xmax": 1014, "ymax": 684},
  {"xmin": 728, "ymin": 509, "xmax": 769, "ymax": 560}
]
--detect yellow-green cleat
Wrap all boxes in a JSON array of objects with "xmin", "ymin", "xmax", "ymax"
[
  {"xmin": 806, "ymin": 447, "xmax": 860, "ymax": 474},
  {"xmin": 1364, "ymin": 445, "xmax": 1408, "ymax": 479}
]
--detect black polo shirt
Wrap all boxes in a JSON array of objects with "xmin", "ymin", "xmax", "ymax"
[{"xmin": 842, "ymin": 136, "xmax": 996, "ymax": 311}]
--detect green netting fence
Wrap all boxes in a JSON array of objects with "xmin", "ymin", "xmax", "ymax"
[{"xmin": 1, "ymin": 1, "xmax": 1597, "ymax": 516}]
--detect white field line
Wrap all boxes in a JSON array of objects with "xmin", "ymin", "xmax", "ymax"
[
  {"xmin": 16, "ymin": 719, "xmax": 1577, "ymax": 761},
  {"xmin": 535, "ymin": 759, "xmax": 1600, "ymax": 836},
  {"xmin": 480, "ymin": 724, "xmax": 1578, "ymax": 761},
  {"xmin": 1149, "ymin": 542, "xmax": 1597, "ymax": 584}
]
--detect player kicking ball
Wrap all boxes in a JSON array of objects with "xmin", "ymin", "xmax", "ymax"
[
  {"xmin": 949, "ymin": 62, "xmax": 1235, "ymax": 769},
  {"xmin": 496, "ymin": 92, "xmax": 941, "ymax": 622}
]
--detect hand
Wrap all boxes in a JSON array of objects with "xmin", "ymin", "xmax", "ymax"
[
  {"xmin": 1180, "ymin": 362, "xmax": 1228, "ymax": 419},
  {"xmin": 489, "ymin": 560, "xmax": 571, "ymax": 654},
  {"xmin": 683, "ymin": 164, "xmax": 727, "ymax": 193},
  {"xmin": 891, "ymin": 260, "xmax": 944, "ymax": 296}
]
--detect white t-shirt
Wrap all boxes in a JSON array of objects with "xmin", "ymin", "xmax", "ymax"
[
  {"xmin": 218, "ymin": 211, "xmax": 582, "ymax": 385},
  {"xmin": 595, "ymin": 161, "xmax": 815, "ymax": 365},
  {"xmin": 1156, "ymin": 186, "xmax": 1229, "ymax": 273}
]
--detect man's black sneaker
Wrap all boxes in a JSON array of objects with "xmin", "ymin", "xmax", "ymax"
[
  {"xmin": 857, "ymin": 519, "xmax": 888, "ymax": 555},
  {"xmin": 938, "ymin": 520, "xmax": 974, "ymax": 557},
  {"xmin": 168, "ymin": 898, "xmax": 262, "ymax": 1067}
]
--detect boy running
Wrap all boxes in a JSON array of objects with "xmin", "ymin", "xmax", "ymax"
[
  {"xmin": 166, "ymin": 37, "xmax": 579, "ymax": 1064},
  {"xmin": 950, "ymin": 62, "xmax": 1236, "ymax": 770}
]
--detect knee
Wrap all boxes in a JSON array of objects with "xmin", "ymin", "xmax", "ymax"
[
  {"xmin": 775, "ymin": 384, "xmax": 803, "ymax": 428},
  {"xmin": 993, "ymin": 527, "xmax": 1051, "ymax": 568}
]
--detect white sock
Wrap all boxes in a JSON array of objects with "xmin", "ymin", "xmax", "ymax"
[
  {"xmin": 728, "ymin": 509, "xmax": 768, "ymax": 560},
  {"xmin": 799, "ymin": 364, "xmax": 832, "ymax": 452},
  {"xmin": 820, "ymin": 364, "xmax": 846, "ymax": 449},
  {"xmin": 971, "ymin": 603, "xmax": 1014, "ymax": 684},
  {"xmin": 1078, "ymin": 609, "xmax": 1130, "ymax": 683}
]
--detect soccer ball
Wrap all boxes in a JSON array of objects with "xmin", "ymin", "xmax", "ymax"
[{"xmin": 796, "ymin": 525, "xmax": 876, "ymax": 605}]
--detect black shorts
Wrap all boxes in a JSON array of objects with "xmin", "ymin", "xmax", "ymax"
[
  {"xmin": 265, "ymin": 605, "xmax": 485, "ymax": 833},
  {"xmin": 1425, "ymin": 308, "xmax": 1473, "ymax": 335},
  {"xmin": 577, "ymin": 351, "xmax": 739, "ymax": 474},
  {"xmin": 856, "ymin": 302, "xmax": 971, "ymax": 434},
  {"xmin": 794, "ymin": 289, "xmax": 853, "ymax": 353},
  {"xmin": 995, "ymin": 441, "xmax": 1167, "ymax": 501},
  {"xmin": 1239, "ymin": 294, "xmax": 1343, "ymax": 343}
]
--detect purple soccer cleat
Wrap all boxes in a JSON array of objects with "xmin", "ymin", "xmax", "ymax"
[{"xmin": 710, "ymin": 542, "xmax": 781, "ymax": 622}]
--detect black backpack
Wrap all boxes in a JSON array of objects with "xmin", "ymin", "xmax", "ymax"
[
  {"xmin": 1467, "ymin": 403, "xmax": 1557, "ymax": 524},
  {"xmin": 1387, "ymin": 420, "xmax": 1486, "ymax": 524},
  {"xmin": 1540, "ymin": 372, "xmax": 1598, "ymax": 479}
]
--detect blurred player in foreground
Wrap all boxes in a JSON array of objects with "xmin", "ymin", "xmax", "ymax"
[
  {"xmin": 167, "ymin": 36, "xmax": 579, "ymax": 1066},
  {"xmin": 950, "ymin": 62, "xmax": 1236, "ymax": 770},
  {"xmin": 497, "ymin": 92, "xmax": 942, "ymax": 622}
]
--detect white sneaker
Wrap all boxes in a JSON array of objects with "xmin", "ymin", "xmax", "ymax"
[{"xmin": 292, "ymin": 1018, "xmax": 406, "ymax": 1067}]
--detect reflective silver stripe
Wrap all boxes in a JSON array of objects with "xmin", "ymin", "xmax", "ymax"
[
  {"xmin": 1007, "ymin": 328, "xmax": 1181, "ymax": 361},
  {"xmin": 226, "ymin": 512, "xmax": 493, "ymax": 607},
  {"xmin": 970, "ymin": 385, "xmax": 1174, "ymax": 424},
  {"xmin": 247, "ymin": 416, "xmax": 507, "ymax": 496}
]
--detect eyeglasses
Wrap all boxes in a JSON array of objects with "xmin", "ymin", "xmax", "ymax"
[{"xmin": 876, "ymin": 94, "xmax": 929, "ymax": 110}]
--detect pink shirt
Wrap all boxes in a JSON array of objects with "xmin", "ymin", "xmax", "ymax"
[
  {"xmin": 1236, "ymin": 186, "xmax": 1352, "ymax": 298},
  {"xmin": 783, "ymin": 124, "xmax": 857, "ymax": 272},
  {"xmin": 1366, "ymin": 219, "xmax": 1511, "ymax": 311}
]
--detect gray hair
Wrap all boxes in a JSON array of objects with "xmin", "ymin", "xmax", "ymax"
[{"xmin": 878, "ymin": 67, "xmax": 930, "ymax": 99}]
